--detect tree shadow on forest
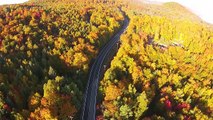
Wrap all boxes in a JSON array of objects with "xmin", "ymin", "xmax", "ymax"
[
  {"xmin": 0, "ymin": 46, "xmax": 90, "ymax": 119},
  {"xmin": 140, "ymin": 80, "xmax": 170, "ymax": 119}
]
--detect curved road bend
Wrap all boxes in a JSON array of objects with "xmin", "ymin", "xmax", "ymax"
[{"xmin": 81, "ymin": 17, "xmax": 129, "ymax": 120}]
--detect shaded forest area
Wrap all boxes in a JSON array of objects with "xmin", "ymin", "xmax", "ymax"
[{"xmin": 0, "ymin": 0, "xmax": 125, "ymax": 119}]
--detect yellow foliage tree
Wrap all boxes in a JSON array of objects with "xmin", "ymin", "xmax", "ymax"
[{"xmin": 104, "ymin": 84, "xmax": 122, "ymax": 101}]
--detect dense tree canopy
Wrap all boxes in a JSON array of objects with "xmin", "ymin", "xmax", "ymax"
[
  {"xmin": 98, "ymin": 1, "xmax": 213, "ymax": 120},
  {"xmin": 0, "ymin": 0, "xmax": 212, "ymax": 119},
  {"xmin": 0, "ymin": 0, "xmax": 125, "ymax": 119}
]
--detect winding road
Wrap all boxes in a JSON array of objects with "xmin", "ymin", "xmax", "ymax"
[{"xmin": 81, "ymin": 17, "xmax": 129, "ymax": 120}]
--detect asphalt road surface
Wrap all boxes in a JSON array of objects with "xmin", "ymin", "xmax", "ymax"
[{"xmin": 81, "ymin": 16, "xmax": 129, "ymax": 120}]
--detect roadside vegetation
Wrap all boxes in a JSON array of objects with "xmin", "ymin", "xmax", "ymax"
[
  {"xmin": 0, "ymin": 0, "xmax": 124, "ymax": 119},
  {"xmin": 0, "ymin": 0, "xmax": 212, "ymax": 119},
  {"xmin": 98, "ymin": 1, "xmax": 213, "ymax": 120}
]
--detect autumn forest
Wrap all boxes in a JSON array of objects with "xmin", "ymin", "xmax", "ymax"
[{"xmin": 0, "ymin": 0, "xmax": 212, "ymax": 120}]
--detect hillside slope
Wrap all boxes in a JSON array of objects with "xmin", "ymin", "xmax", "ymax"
[
  {"xmin": 98, "ymin": 1, "xmax": 213, "ymax": 120},
  {"xmin": 132, "ymin": 0, "xmax": 202, "ymax": 22},
  {"xmin": 0, "ymin": 0, "xmax": 212, "ymax": 119}
]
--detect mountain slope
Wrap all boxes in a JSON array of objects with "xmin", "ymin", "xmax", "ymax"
[
  {"xmin": 97, "ymin": 1, "xmax": 213, "ymax": 119},
  {"xmin": 0, "ymin": 0, "xmax": 212, "ymax": 119},
  {"xmin": 132, "ymin": 0, "xmax": 202, "ymax": 23}
]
